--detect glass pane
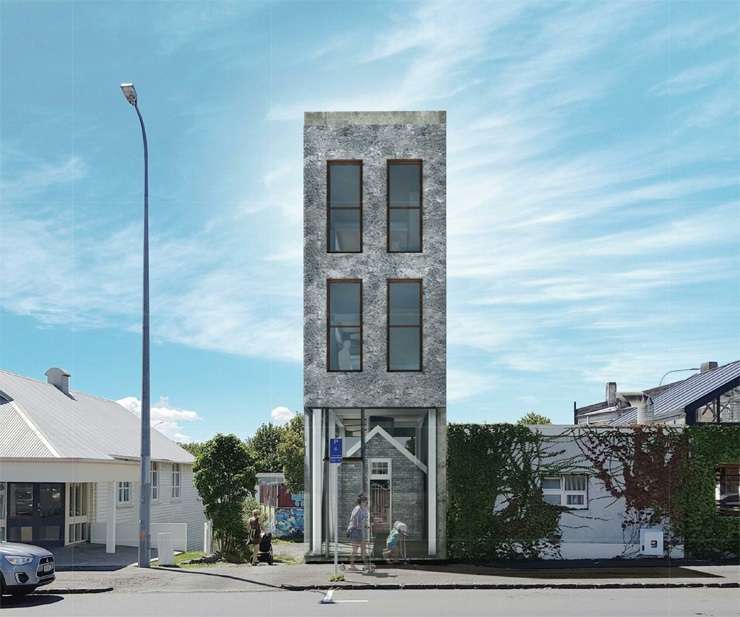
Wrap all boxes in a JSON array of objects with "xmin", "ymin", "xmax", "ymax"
[
  {"xmin": 719, "ymin": 386, "xmax": 740, "ymax": 423},
  {"xmin": 542, "ymin": 478, "xmax": 561, "ymax": 490},
  {"xmin": 329, "ymin": 282, "xmax": 361, "ymax": 326},
  {"xmin": 329, "ymin": 326, "xmax": 361, "ymax": 370},
  {"xmin": 0, "ymin": 484, "xmax": 5, "ymax": 522},
  {"xmin": 543, "ymin": 494, "xmax": 561, "ymax": 505},
  {"xmin": 564, "ymin": 475, "xmax": 586, "ymax": 491},
  {"xmin": 389, "ymin": 281, "xmax": 421, "ymax": 326},
  {"xmin": 39, "ymin": 485, "xmax": 63, "ymax": 517},
  {"xmin": 333, "ymin": 408, "xmax": 362, "ymax": 455},
  {"xmin": 389, "ymin": 209, "xmax": 421, "ymax": 252},
  {"xmin": 388, "ymin": 327, "xmax": 421, "ymax": 371},
  {"xmin": 329, "ymin": 209, "xmax": 361, "ymax": 252},
  {"xmin": 566, "ymin": 494, "xmax": 585, "ymax": 506},
  {"xmin": 329, "ymin": 163, "xmax": 361, "ymax": 208},
  {"xmin": 389, "ymin": 162, "xmax": 421, "ymax": 208},
  {"xmin": 10, "ymin": 484, "xmax": 34, "ymax": 517}
]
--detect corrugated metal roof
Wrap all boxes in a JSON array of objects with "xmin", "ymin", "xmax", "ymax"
[
  {"xmin": 609, "ymin": 408, "xmax": 638, "ymax": 426},
  {"xmin": 653, "ymin": 361, "xmax": 740, "ymax": 419},
  {"xmin": 0, "ymin": 401, "xmax": 56, "ymax": 458},
  {"xmin": 0, "ymin": 369, "xmax": 194, "ymax": 463}
]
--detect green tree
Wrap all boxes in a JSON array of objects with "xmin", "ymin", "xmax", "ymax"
[
  {"xmin": 193, "ymin": 434, "xmax": 256, "ymax": 560},
  {"xmin": 246, "ymin": 423, "xmax": 285, "ymax": 473},
  {"xmin": 278, "ymin": 415, "xmax": 304, "ymax": 493},
  {"xmin": 517, "ymin": 412, "xmax": 552, "ymax": 425},
  {"xmin": 179, "ymin": 441, "xmax": 205, "ymax": 458}
]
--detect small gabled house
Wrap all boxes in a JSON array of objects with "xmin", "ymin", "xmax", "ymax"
[{"xmin": 0, "ymin": 368, "xmax": 205, "ymax": 551}]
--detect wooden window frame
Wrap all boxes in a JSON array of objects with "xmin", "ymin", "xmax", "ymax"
[
  {"xmin": 387, "ymin": 159, "xmax": 423, "ymax": 253},
  {"xmin": 327, "ymin": 279, "xmax": 363, "ymax": 372},
  {"xmin": 117, "ymin": 481, "xmax": 131, "ymax": 505},
  {"xmin": 327, "ymin": 160, "xmax": 363, "ymax": 254},
  {"xmin": 387, "ymin": 279, "xmax": 423, "ymax": 372},
  {"xmin": 542, "ymin": 475, "xmax": 589, "ymax": 510},
  {"xmin": 171, "ymin": 463, "xmax": 182, "ymax": 499}
]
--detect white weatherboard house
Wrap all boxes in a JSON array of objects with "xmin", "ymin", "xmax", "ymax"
[{"xmin": 0, "ymin": 368, "xmax": 205, "ymax": 552}]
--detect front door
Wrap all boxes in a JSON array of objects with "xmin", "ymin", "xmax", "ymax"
[{"xmin": 7, "ymin": 483, "xmax": 65, "ymax": 546}]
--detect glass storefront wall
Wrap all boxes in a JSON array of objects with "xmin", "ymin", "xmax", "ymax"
[{"xmin": 320, "ymin": 408, "xmax": 433, "ymax": 559}]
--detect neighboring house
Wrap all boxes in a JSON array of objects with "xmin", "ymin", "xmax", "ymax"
[
  {"xmin": 255, "ymin": 472, "xmax": 304, "ymax": 539},
  {"xmin": 303, "ymin": 111, "xmax": 447, "ymax": 560},
  {"xmin": 573, "ymin": 360, "xmax": 740, "ymax": 427},
  {"xmin": 0, "ymin": 368, "xmax": 205, "ymax": 552}
]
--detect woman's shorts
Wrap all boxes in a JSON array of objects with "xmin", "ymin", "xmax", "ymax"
[{"xmin": 348, "ymin": 528, "xmax": 363, "ymax": 543}]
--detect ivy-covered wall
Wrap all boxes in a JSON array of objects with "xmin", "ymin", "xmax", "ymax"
[
  {"xmin": 447, "ymin": 423, "xmax": 740, "ymax": 561},
  {"xmin": 447, "ymin": 423, "xmax": 562, "ymax": 560},
  {"xmin": 681, "ymin": 425, "xmax": 740, "ymax": 559}
]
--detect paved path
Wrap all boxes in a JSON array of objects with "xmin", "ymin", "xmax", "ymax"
[
  {"xmin": 2, "ymin": 588, "xmax": 739, "ymax": 616},
  {"xmin": 47, "ymin": 562, "xmax": 740, "ymax": 593}
]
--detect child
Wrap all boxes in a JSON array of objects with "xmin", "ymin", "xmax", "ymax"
[{"xmin": 383, "ymin": 521, "xmax": 408, "ymax": 563}]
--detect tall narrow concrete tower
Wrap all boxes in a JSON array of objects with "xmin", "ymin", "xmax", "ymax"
[{"xmin": 303, "ymin": 111, "xmax": 446, "ymax": 560}]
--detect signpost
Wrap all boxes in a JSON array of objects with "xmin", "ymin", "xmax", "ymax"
[{"xmin": 329, "ymin": 438, "xmax": 342, "ymax": 577}]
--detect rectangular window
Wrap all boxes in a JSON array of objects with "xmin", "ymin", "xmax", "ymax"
[
  {"xmin": 716, "ymin": 465, "xmax": 739, "ymax": 515},
  {"xmin": 327, "ymin": 280, "xmax": 362, "ymax": 371},
  {"xmin": 0, "ymin": 483, "xmax": 5, "ymax": 542},
  {"xmin": 151, "ymin": 462, "xmax": 159, "ymax": 500},
  {"xmin": 172, "ymin": 464, "xmax": 182, "ymax": 499},
  {"xmin": 328, "ymin": 161, "xmax": 362, "ymax": 253},
  {"xmin": 387, "ymin": 280, "xmax": 422, "ymax": 371},
  {"xmin": 118, "ymin": 481, "xmax": 131, "ymax": 505},
  {"xmin": 542, "ymin": 475, "xmax": 588, "ymax": 509},
  {"xmin": 388, "ymin": 160, "xmax": 422, "ymax": 252}
]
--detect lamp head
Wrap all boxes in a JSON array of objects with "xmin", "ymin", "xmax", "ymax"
[{"xmin": 120, "ymin": 83, "xmax": 137, "ymax": 105}]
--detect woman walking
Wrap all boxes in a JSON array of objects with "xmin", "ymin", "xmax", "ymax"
[
  {"xmin": 247, "ymin": 509, "xmax": 262, "ymax": 565},
  {"xmin": 346, "ymin": 494, "xmax": 369, "ymax": 571}
]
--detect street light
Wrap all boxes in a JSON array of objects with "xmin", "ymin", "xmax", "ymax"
[
  {"xmin": 120, "ymin": 82, "xmax": 151, "ymax": 569},
  {"xmin": 659, "ymin": 368, "xmax": 699, "ymax": 386}
]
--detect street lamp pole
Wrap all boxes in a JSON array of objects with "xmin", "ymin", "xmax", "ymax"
[{"xmin": 120, "ymin": 83, "xmax": 151, "ymax": 568}]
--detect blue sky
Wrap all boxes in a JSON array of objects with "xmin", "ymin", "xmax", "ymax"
[{"xmin": 1, "ymin": 1, "xmax": 738, "ymax": 442}]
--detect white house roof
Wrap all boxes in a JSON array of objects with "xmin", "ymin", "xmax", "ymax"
[
  {"xmin": 0, "ymin": 369, "xmax": 194, "ymax": 464},
  {"xmin": 652, "ymin": 361, "xmax": 740, "ymax": 420}
]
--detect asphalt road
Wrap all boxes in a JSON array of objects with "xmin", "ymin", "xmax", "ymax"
[{"xmin": 2, "ymin": 588, "xmax": 738, "ymax": 617}]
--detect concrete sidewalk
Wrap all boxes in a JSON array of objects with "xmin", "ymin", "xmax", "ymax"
[{"xmin": 43, "ymin": 562, "xmax": 740, "ymax": 594}]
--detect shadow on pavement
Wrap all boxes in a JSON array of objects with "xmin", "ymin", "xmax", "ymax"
[
  {"xmin": 385, "ymin": 563, "xmax": 722, "ymax": 580},
  {"xmin": 157, "ymin": 566, "xmax": 285, "ymax": 590},
  {"xmin": 1, "ymin": 594, "xmax": 65, "ymax": 609}
]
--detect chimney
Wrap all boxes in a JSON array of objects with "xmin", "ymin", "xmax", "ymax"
[
  {"xmin": 700, "ymin": 361, "xmax": 718, "ymax": 373},
  {"xmin": 45, "ymin": 367, "xmax": 70, "ymax": 396},
  {"xmin": 605, "ymin": 382, "xmax": 617, "ymax": 407}
]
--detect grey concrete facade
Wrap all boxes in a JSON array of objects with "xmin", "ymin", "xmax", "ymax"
[
  {"xmin": 303, "ymin": 111, "xmax": 446, "ymax": 408},
  {"xmin": 302, "ymin": 111, "xmax": 447, "ymax": 559}
]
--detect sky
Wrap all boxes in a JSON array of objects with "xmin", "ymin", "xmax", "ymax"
[{"xmin": 1, "ymin": 1, "xmax": 738, "ymax": 443}]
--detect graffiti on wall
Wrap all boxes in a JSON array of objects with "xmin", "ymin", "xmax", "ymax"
[{"xmin": 275, "ymin": 507, "xmax": 304, "ymax": 539}]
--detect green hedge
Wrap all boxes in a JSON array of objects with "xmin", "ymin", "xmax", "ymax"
[
  {"xmin": 447, "ymin": 423, "xmax": 562, "ymax": 560},
  {"xmin": 681, "ymin": 425, "xmax": 740, "ymax": 559}
]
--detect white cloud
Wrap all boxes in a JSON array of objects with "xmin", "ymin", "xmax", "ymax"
[
  {"xmin": 447, "ymin": 368, "xmax": 495, "ymax": 402},
  {"xmin": 270, "ymin": 406, "xmax": 295, "ymax": 425},
  {"xmin": 117, "ymin": 396, "xmax": 202, "ymax": 442},
  {"xmin": 649, "ymin": 60, "xmax": 732, "ymax": 97}
]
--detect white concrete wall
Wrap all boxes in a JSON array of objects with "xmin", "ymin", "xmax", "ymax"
[
  {"xmin": 536, "ymin": 426, "xmax": 681, "ymax": 560},
  {"xmin": 93, "ymin": 463, "xmax": 205, "ymax": 551}
]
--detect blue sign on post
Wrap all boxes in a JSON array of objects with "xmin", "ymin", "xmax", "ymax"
[{"xmin": 329, "ymin": 438, "xmax": 343, "ymax": 464}]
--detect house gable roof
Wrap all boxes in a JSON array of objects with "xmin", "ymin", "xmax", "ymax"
[
  {"xmin": 0, "ymin": 369, "xmax": 194, "ymax": 463},
  {"xmin": 652, "ymin": 361, "xmax": 740, "ymax": 420},
  {"xmin": 345, "ymin": 425, "xmax": 428, "ymax": 474}
]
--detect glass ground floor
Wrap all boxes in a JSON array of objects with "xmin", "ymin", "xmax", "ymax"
[{"xmin": 304, "ymin": 407, "xmax": 444, "ymax": 560}]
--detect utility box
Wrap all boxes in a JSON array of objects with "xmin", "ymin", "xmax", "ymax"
[
  {"xmin": 157, "ymin": 532, "xmax": 175, "ymax": 566},
  {"xmin": 639, "ymin": 528, "xmax": 664, "ymax": 557}
]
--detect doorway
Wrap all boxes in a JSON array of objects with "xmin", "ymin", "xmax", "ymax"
[
  {"xmin": 6, "ymin": 483, "xmax": 65, "ymax": 546},
  {"xmin": 369, "ymin": 459, "xmax": 391, "ymax": 557}
]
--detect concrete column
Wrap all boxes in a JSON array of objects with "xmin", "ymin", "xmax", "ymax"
[{"xmin": 106, "ymin": 481, "xmax": 117, "ymax": 554}]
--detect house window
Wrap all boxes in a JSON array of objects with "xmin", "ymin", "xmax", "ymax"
[
  {"xmin": 172, "ymin": 464, "xmax": 182, "ymax": 499},
  {"xmin": 388, "ymin": 160, "xmax": 422, "ymax": 252},
  {"xmin": 118, "ymin": 481, "xmax": 131, "ymax": 505},
  {"xmin": 387, "ymin": 280, "xmax": 422, "ymax": 371},
  {"xmin": 327, "ymin": 280, "xmax": 362, "ymax": 371},
  {"xmin": 370, "ymin": 460, "xmax": 391, "ymax": 478},
  {"xmin": 68, "ymin": 483, "xmax": 88, "ymax": 517},
  {"xmin": 542, "ymin": 475, "xmax": 588, "ymax": 509},
  {"xmin": 695, "ymin": 386, "xmax": 740, "ymax": 424},
  {"xmin": 327, "ymin": 161, "xmax": 362, "ymax": 253},
  {"xmin": 716, "ymin": 465, "xmax": 739, "ymax": 515},
  {"xmin": 151, "ymin": 462, "xmax": 159, "ymax": 500}
]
